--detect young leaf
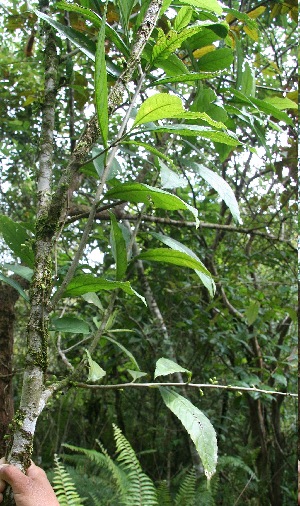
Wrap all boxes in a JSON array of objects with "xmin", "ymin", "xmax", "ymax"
[
  {"xmin": 85, "ymin": 349, "xmax": 106, "ymax": 382},
  {"xmin": 179, "ymin": 0, "xmax": 223, "ymax": 15},
  {"xmin": 140, "ymin": 124, "xmax": 240, "ymax": 146},
  {"xmin": 109, "ymin": 212, "xmax": 127, "ymax": 280},
  {"xmin": 63, "ymin": 274, "xmax": 146, "ymax": 305},
  {"xmin": 245, "ymin": 301, "xmax": 260, "ymax": 326},
  {"xmin": 95, "ymin": 6, "xmax": 108, "ymax": 148},
  {"xmin": 174, "ymin": 6, "xmax": 193, "ymax": 31},
  {"xmin": 138, "ymin": 248, "xmax": 211, "ymax": 276},
  {"xmin": 193, "ymin": 164, "xmax": 241, "ymax": 223},
  {"xmin": 154, "ymin": 358, "xmax": 191, "ymax": 381},
  {"xmin": 127, "ymin": 370, "xmax": 148, "ymax": 382},
  {"xmin": 34, "ymin": 11, "xmax": 96, "ymax": 61},
  {"xmin": 151, "ymin": 232, "xmax": 215, "ymax": 297},
  {"xmin": 105, "ymin": 183, "xmax": 199, "ymax": 227},
  {"xmin": 51, "ymin": 316, "xmax": 90, "ymax": 334},
  {"xmin": 159, "ymin": 387, "xmax": 218, "ymax": 480},
  {"xmin": 0, "ymin": 272, "xmax": 29, "ymax": 302},
  {"xmin": 0, "ymin": 215, "xmax": 34, "ymax": 267}
]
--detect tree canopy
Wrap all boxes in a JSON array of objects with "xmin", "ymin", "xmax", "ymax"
[{"xmin": 0, "ymin": 0, "xmax": 297, "ymax": 505}]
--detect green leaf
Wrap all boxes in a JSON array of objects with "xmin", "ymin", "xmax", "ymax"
[
  {"xmin": 102, "ymin": 335, "xmax": 140, "ymax": 370},
  {"xmin": 231, "ymin": 90, "xmax": 294, "ymax": 126},
  {"xmin": 63, "ymin": 274, "xmax": 146, "ymax": 305},
  {"xmin": 92, "ymin": 149, "xmax": 121, "ymax": 179},
  {"xmin": 159, "ymin": 161, "xmax": 186, "ymax": 189},
  {"xmin": 240, "ymin": 61, "xmax": 255, "ymax": 98},
  {"xmin": 151, "ymin": 232, "xmax": 215, "ymax": 297},
  {"xmin": 51, "ymin": 316, "xmax": 90, "ymax": 334},
  {"xmin": 197, "ymin": 48, "xmax": 233, "ymax": 71},
  {"xmin": 3, "ymin": 264, "xmax": 33, "ymax": 281},
  {"xmin": 56, "ymin": 1, "xmax": 130, "ymax": 57},
  {"xmin": 179, "ymin": 0, "xmax": 223, "ymax": 15},
  {"xmin": 95, "ymin": 7, "xmax": 108, "ymax": 147},
  {"xmin": 154, "ymin": 358, "xmax": 191, "ymax": 380},
  {"xmin": 159, "ymin": 387, "xmax": 218, "ymax": 480},
  {"xmin": 109, "ymin": 212, "xmax": 128, "ymax": 280},
  {"xmin": 85, "ymin": 349, "xmax": 106, "ymax": 382},
  {"xmin": 127, "ymin": 370, "xmax": 148, "ymax": 382},
  {"xmin": 105, "ymin": 183, "xmax": 199, "ymax": 227},
  {"xmin": 81, "ymin": 292, "xmax": 104, "ymax": 311},
  {"xmin": 174, "ymin": 6, "xmax": 193, "ymax": 31},
  {"xmin": 0, "ymin": 215, "xmax": 34, "ymax": 267},
  {"xmin": 117, "ymin": 0, "xmax": 135, "ymax": 31},
  {"xmin": 193, "ymin": 164, "xmax": 241, "ymax": 223},
  {"xmin": 264, "ymin": 96, "xmax": 298, "ymax": 110},
  {"xmin": 138, "ymin": 248, "xmax": 211, "ymax": 276},
  {"xmin": 34, "ymin": 11, "xmax": 96, "ymax": 61},
  {"xmin": 153, "ymin": 72, "xmax": 218, "ymax": 86},
  {"xmin": 245, "ymin": 301, "xmax": 260, "ymax": 326},
  {"xmin": 153, "ymin": 53, "xmax": 190, "ymax": 76},
  {"xmin": 133, "ymin": 93, "xmax": 226, "ymax": 129},
  {"xmin": 122, "ymin": 141, "xmax": 178, "ymax": 170},
  {"xmin": 140, "ymin": 124, "xmax": 240, "ymax": 146},
  {"xmin": 0, "ymin": 272, "xmax": 29, "ymax": 301}
]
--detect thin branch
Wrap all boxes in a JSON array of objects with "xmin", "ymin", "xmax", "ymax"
[{"xmin": 73, "ymin": 381, "xmax": 297, "ymax": 397}]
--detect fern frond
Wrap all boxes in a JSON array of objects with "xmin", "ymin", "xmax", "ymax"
[
  {"xmin": 175, "ymin": 468, "xmax": 196, "ymax": 506},
  {"xmin": 156, "ymin": 481, "xmax": 173, "ymax": 506},
  {"xmin": 52, "ymin": 454, "xmax": 85, "ymax": 506},
  {"xmin": 218, "ymin": 455, "xmax": 258, "ymax": 480},
  {"xmin": 113, "ymin": 424, "xmax": 158, "ymax": 506}
]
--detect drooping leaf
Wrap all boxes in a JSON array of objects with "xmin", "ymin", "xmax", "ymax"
[
  {"xmin": 154, "ymin": 358, "xmax": 191, "ymax": 381},
  {"xmin": 0, "ymin": 272, "xmax": 29, "ymax": 301},
  {"xmin": 85, "ymin": 349, "xmax": 106, "ymax": 382},
  {"xmin": 159, "ymin": 161, "xmax": 186, "ymax": 189},
  {"xmin": 0, "ymin": 215, "xmax": 34, "ymax": 267},
  {"xmin": 151, "ymin": 232, "xmax": 215, "ymax": 296},
  {"xmin": 109, "ymin": 212, "xmax": 128, "ymax": 280},
  {"xmin": 102, "ymin": 334, "xmax": 140, "ymax": 370},
  {"xmin": 105, "ymin": 183, "xmax": 199, "ymax": 227},
  {"xmin": 193, "ymin": 164, "xmax": 241, "ymax": 223},
  {"xmin": 51, "ymin": 316, "xmax": 90, "ymax": 334},
  {"xmin": 3, "ymin": 264, "xmax": 33, "ymax": 281},
  {"xmin": 240, "ymin": 61, "xmax": 256, "ymax": 97},
  {"xmin": 95, "ymin": 7, "xmax": 108, "ymax": 147},
  {"xmin": 63, "ymin": 275, "xmax": 146, "ymax": 305},
  {"xmin": 179, "ymin": 0, "xmax": 223, "ymax": 15},
  {"xmin": 140, "ymin": 124, "xmax": 240, "ymax": 146},
  {"xmin": 160, "ymin": 387, "xmax": 218, "ymax": 480},
  {"xmin": 231, "ymin": 89, "xmax": 294, "ymax": 126},
  {"xmin": 81, "ymin": 292, "xmax": 104, "ymax": 310},
  {"xmin": 138, "ymin": 248, "xmax": 211, "ymax": 276},
  {"xmin": 34, "ymin": 11, "xmax": 96, "ymax": 61}
]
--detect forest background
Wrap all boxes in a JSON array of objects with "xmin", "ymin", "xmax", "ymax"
[{"xmin": 0, "ymin": 0, "xmax": 298, "ymax": 505}]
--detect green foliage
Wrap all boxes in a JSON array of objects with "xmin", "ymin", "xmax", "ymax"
[{"xmin": 52, "ymin": 454, "xmax": 85, "ymax": 506}]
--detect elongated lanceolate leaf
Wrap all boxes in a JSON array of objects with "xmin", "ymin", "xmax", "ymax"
[
  {"xmin": 105, "ymin": 183, "xmax": 199, "ymax": 227},
  {"xmin": 0, "ymin": 215, "xmax": 34, "ymax": 267},
  {"xmin": 51, "ymin": 316, "xmax": 90, "ymax": 334},
  {"xmin": 109, "ymin": 212, "xmax": 127, "ymax": 280},
  {"xmin": 194, "ymin": 164, "xmax": 241, "ymax": 223},
  {"xmin": 151, "ymin": 232, "xmax": 215, "ymax": 297},
  {"xmin": 140, "ymin": 124, "xmax": 239, "ymax": 146},
  {"xmin": 63, "ymin": 274, "xmax": 146, "ymax": 305},
  {"xmin": 34, "ymin": 11, "xmax": 96, "ymax": 61},
  {"xmin": 95, "ymin": 8, "xmax": 108, "ymax": 147},
  {"xmin": 159, "ymin": 387, "xmax": 218, "ymax": 480},
  {"xmin": 138, "ymin": 249, "xmax": 211, "ymax": 276},
  {"xmin": 179, "ymin": 0, "xmax": 223, "ymax": 15},
  {"xmin": 154, "ymin": 358, "xmax": 191, "ymax": 380},
  {"xmin": 153, "ymin": 72, "xmax": 218, "ymax": 86},
  {"xmin": 0, "ymin": 272, "xmax": 29, "ymax": 301},
  {"xmin": 85, "ymin": 349, "xmax": 106, "ymax": 382}
]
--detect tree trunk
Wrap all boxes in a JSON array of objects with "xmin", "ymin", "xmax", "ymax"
[{"xmin": 0, "ymin": 283, "xmax": 20, "ymax": 455}]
